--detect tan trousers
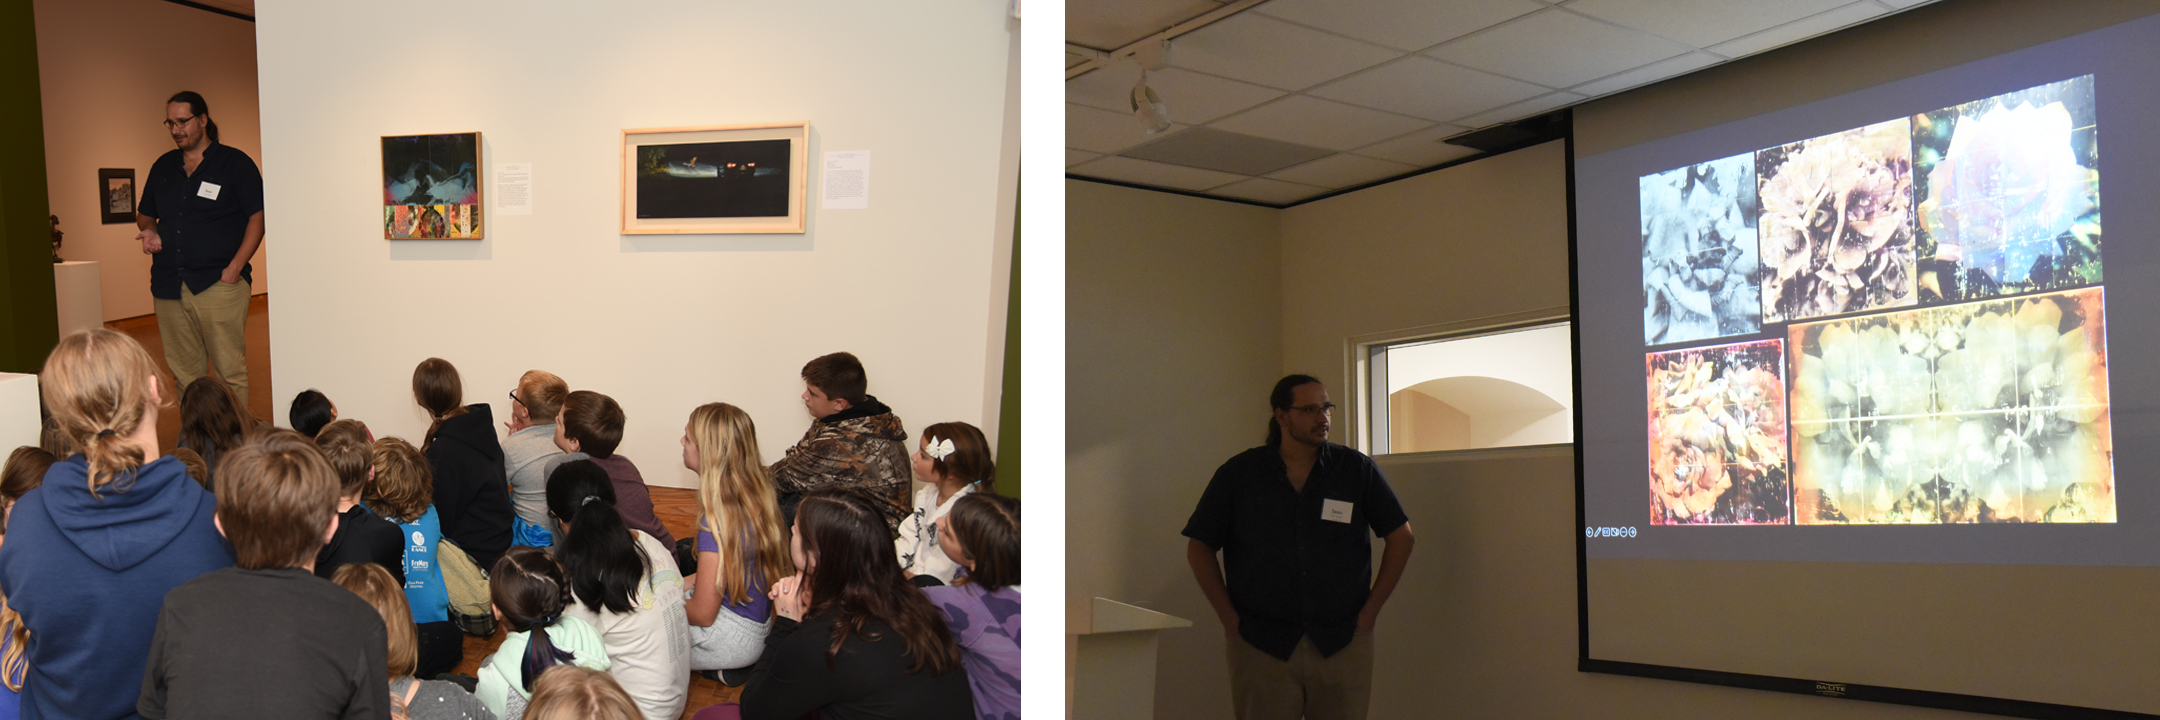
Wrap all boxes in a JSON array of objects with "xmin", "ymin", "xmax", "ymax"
[
  {"xmin": 154, "ymin": 280, "xmax": 250, "ymax": 406},
  {"xmin": 1227, "ymin": 631, "xmax": 1374, "ymax": 720}
]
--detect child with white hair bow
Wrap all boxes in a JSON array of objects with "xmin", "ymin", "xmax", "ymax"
[{"xmin": 895, "ymin": 421, "xmax": 996, "ymax": 585}]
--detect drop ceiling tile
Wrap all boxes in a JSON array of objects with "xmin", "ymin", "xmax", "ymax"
[
  {"xmin": 1209, "ymin": 177, "xmax": 1332, "ymax": 205},
  {"xmin": 1425, "ymin": 9, "xmax": 1689, "ymax": 89},
  {"xmin": 1067, "ymin": 0, "xmax": 1226, "ymax": 50},
  {"xmin": 1348, "ymin": 125, "xmax": 1482, "ymax": 166},
  {"xmin": 1070, "ymin": 156, "xmax": 1247, "ymax": 192},
  {"xmin": 1707, "ymin": 2, "xmax": 1890, "ymax": 58},
  {"xmin": 1169, "ymin": 13, "xmax": 1402, "ymax": 90},
  {"xmin": 1209, "ymin": 96, "xmax": 1434, "ymax": 151},
  {"xmin": 1254, "ymin": 0, "xmax": 1544, "ymax": 52},
  {"xmin": 1570, "ymin": 51, "xmax": 1723, "ymax": 97},
  {"xmin": 1067, "ymin": 51, "xmax": 1091, "ymax": 69},
  {"xmin": 1068, "ymin": 67, "xmax": 1287, "ymax": 124},
  {"xmin": 1067, "ymin": 103, "xmax": 1186, "ymax": 154},
  {"xmin": 1265, "ymin": 153, "xmax": 1420, "ymax": 189},
  {"xmin": 1067, "ymin": 149, "xmax": 1103, "ymax": 166},
  {"xmin": 1120, "ymin": 127, "xmax": 1336, "ymax": 176},
  {"xmin": 1308, "ymin": 56, "xmax": 1549, "ymax": 123},
  {"xmin": 1452, "ymin": 91, "xmax": 1584, "ymax": 129},
  {"xmin": 1571, "ymin": 0, "xmax": 1854, "ymax": 47}
]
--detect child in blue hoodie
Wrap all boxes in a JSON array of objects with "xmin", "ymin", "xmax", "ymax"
[{"xmin": 0, "ymin": 329, "xmax": 234, "ymax": 720}]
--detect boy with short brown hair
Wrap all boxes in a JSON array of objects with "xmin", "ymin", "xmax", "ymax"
[
  {"xmin": 553, "ymin": 390, "xmax": 673, "ymax": 550},
  {"xmin": 770, "ymin": 351, "xmax": 912, "ymax": 527},
  {"xmin": 139, "ymin": 429, "xmax": 390, "ymax": 719}
]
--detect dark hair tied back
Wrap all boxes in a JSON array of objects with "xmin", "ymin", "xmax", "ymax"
[
  {"xmin": 166, "ymin": 90, "xmax": 218, "ymax": 145},
  {"xmin": 1266, "ymin": 374, "xmax": 1322, "ymax": 447}
]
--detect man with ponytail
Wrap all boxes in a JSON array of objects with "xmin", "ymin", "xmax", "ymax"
[
  {"xmin": 1183, "ymin": 375, "xmax": 1414, "ymax": 720},
  {"xmin": 140, "ymin": 428, "xmax": 389, "ymax": 719},
  {"xmin": 135, "ymin": 90, "xmax": 264, "ymax": 406},
  {"xmin": 0, "ymin": 329, "xmax": 233, "ymax": 720}
]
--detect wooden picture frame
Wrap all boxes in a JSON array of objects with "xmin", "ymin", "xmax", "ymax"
[
  {"xmin": 621, "ymin": 122, "xmax": 808, "ymax": 235},
  {"xmin": 98, "ymin": 168, "xmax": 135, "ymax": 225},
  {"xmin": 382, "ymin": 132, "xmax": 484, "ymax": 240}
]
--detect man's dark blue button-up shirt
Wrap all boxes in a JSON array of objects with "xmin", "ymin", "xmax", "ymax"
[
  {"xmin": 138, "ymin": 142, "xmax": 262, "ymax": 299},
  {"xmin": 1183, "ymin": 442, "xmax": 1409, "ymax": 661}
]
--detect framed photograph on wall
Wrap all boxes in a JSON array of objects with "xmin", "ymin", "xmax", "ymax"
[
  {"xmin": 621, "ymin": 122, "xmax": 808, "ymax": 234},
  {"xmin": 98, "ymin": 168, "xmax": 135, "ymax": 224},
  {"xmin": 382, "ymin": 132, "xmax": 483, "ymax": 240}
]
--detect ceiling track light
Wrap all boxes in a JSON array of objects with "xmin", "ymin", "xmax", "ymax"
[
  {"xmin": 1133, "ymin": 70, "xmax": 1171, "ymax": 134},
  {"xmin": 1130, "ymin": 39, "xmax": 1173, "ymax": 134}
]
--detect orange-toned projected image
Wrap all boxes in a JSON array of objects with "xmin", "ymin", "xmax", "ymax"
[
  {"xmin": 1647, "ymin": 339, "xmax": 1790, "ymax": 525},
  {"xmin": 1789, "ymin": 287, "xmax": 2113, "ymax": 524}
]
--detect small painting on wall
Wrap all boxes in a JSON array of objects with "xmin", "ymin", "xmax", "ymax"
[
  {"xmin": 621, "ymin": 122, "xmax": 808, "ymax": 234},
  {"xmin": 98, "ymin": 168, "xmax": 135, "ymax": 224},
  {"xmin": 382, "ymin": 132, "xmax": 482, "ymax": 240}
]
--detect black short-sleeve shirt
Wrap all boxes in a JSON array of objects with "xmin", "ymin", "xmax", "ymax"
[
  {"xmin": 1182, "ymin": 442, "xmax": 1409, "ymax": 661},
  {"xmin": 137, "ymin": 143, "xmax": 263, "ymax": 298}
]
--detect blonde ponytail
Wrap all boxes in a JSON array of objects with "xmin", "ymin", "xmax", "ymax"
[{"xmin": 41, "ymin": 330, "xmax": 163, "ymax": 498}]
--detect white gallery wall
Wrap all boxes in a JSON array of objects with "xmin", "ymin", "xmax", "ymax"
[
  {"xmin": 257, "ymin": 0, "xmax": 1018, "ymax": 488},
  {"xmin": 36, "ymin": 0, "xmax": 270, "ymax": 321}
]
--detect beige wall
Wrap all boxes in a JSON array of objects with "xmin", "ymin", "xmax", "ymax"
[
  {"xmin": 1067, "ymin": 148, "xmax": 1991, "ymax": 717},
  {"xmin": 1066, "ymin": 179, "xmax": 1281, "ymax": 720},
  {"xmin": 257, "ymin": 1, "xmax": 1017, "ymax": 487},
  {"xmin": 1388, "ymin": 387, "xmax": 1466, "ymax": 453},
  {"xmin": 1068, "ymin": 3, "xmax": 2160, "ymax": 711},
  {"xmin": 36, "ymin": 0, "xmax": 269, "ymax": 321}
]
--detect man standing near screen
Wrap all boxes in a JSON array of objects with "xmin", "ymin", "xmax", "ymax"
[
  {"xmin": 1185, "ymin": 374, "xmax": 1415, "ymax": 720},
  {"xmin": 135, "ymin": 90, "xmax": 263, "ymax": 405}
]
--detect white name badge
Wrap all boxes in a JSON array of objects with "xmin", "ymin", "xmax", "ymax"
[
  {"xmin": 198, "ymin": 181, "xmax": 221, "ymax": 200},
  {"xmin": 1322, "ymin": 498, "xmax": 1353, "ymax": 523}
]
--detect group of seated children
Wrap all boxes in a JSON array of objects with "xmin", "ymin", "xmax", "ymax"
[{"xmin": 0, "ymin": 331, "xmax": 1019, "ymax": 720}]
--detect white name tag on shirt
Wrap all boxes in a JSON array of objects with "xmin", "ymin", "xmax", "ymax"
[
  {"xmin": 197, "ymin": 181, "xmax": 221, "ymax": 200},
  {"xmin": 1322, "ymin": 498, "xmax": 1353, "ymax": 523}
]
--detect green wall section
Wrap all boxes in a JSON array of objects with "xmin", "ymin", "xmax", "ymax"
[
  {"xmin": 996, "ymin": 184, "xmax": 1019, "ymax": 498},
  {"xmin": 0, "ymin": 0, "xmax": 56, "ymax": 372}
]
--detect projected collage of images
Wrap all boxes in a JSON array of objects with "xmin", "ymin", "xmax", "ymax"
[{"xmin": 1641, "ymin": 76, "xmax": 2111, "ymax": 526}]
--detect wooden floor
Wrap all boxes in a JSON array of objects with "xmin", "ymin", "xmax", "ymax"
[
  {"xmin": 114, "ymin": 300, "xmax": 742, "ymax": 718},
  {"xmin": 108, "ymin": 294, "xmax": 274, "ymax": 458}
]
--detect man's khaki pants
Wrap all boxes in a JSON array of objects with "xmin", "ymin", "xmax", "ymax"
[
  {"xmin": 154, "ymin": 280, "xmax": 250, "ymax": 406},
  {"xmin": 1227, "ymin": 631, "xmax": 1374, "ymax": 720}
]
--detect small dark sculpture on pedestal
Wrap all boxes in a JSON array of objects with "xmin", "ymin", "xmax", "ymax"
[{"xmin": 49, "ymin": 215, "xmax": 63, "ymax": 264}]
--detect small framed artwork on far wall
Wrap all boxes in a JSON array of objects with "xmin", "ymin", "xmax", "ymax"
[
  {"xmin": 620, "ymin": 122, "xmax": 809, "ymax": 234},
  {"xmin": 98, "ymin": 168, "xmax": 135, "ymax": 224}
]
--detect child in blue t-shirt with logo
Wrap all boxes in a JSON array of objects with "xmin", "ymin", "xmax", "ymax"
[{"xmin": 367, "ymin": 437, "xmax": 461, "ymax": 679}]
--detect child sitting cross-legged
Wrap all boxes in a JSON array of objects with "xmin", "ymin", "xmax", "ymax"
[
  {"xmin": 896, "ymin": 422, "xmax": 994, "ymax": 585},
  {"xmin": 333, "ymin": 562, "xmax": 494, "ymax": 720},
  {"xmin": 138, "ymin": 429, "xmax": 390, "ymax": 719},
  {"xmin": 315, "ymin": 419, "xmax": 405, "ymax": 585},
  {"xmin": 367, "ymin": 437, "xmax": 464, "ymax": 680},
  {"xmin": 924, "ymin": 493, "xmax": 1022, "ymax": 720},
  {"xmin": 476, "ymin": 546, "xmax": 609, "ymax": 720}
]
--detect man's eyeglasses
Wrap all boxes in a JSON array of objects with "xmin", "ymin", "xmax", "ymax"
[
  {"xmin": 1289, "ymin": 403, "xmax": 1336, "ymax": 416},
  {"xmin": 162, "ymin": 115, "xmax": 198, "ymax": 130},
  {"xmin": 508, "ymin": 389, "xmax": 522, "ymax": 405}
]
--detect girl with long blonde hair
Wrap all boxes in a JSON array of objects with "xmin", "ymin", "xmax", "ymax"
[
  {"xmin": 680, "ymin": 402, "xmax": 792, "ymax": 681},
  {"xmin": 0, "ymin": 330, "xmax": 232, "ymax": 720}
]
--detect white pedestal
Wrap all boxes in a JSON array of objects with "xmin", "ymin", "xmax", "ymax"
[
  {"xmin": 0, "ymin": 374, "xmax": 40, "ymax": 452},
  {"xmin": 1067, "ymin": 597, "xmax": 1191, "ymax": 720},
  {"xmin": 54, "ymin": 260, "xmax": 102, "ymax": 337}
]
